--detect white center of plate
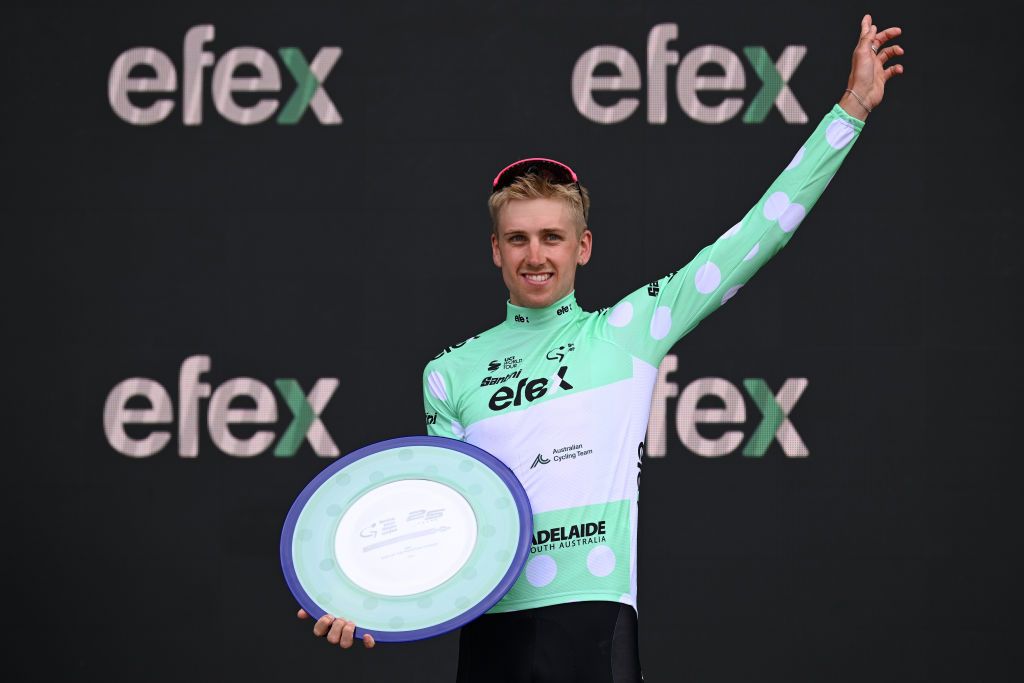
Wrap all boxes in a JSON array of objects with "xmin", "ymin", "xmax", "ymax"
[{"xmin": 334, "ymin": 478, "xmax": 478, "ymax": 596}]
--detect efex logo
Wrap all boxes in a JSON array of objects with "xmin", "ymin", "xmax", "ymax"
[
  {"xmin": 646, "ymin": 354, "xmax": 809, "ymax": 458},
  {"xmin": 109, "ymin": 25, "xmax": 342, "ymax": 126},
  {"xmin": 488, "ymin": 366, "xmax": 574, "ymax": 411},
  {"xmin": 572, "ymin": 23, "xmax": 807, "ymax": 125},
  {"xmin": 103, "ymin": 355, "xmax": 339, "ymax": 458}
]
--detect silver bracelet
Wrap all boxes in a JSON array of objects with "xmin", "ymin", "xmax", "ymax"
[{"xmin": 844, "ymin": 88, "xmax": 872, "ymax": 114}]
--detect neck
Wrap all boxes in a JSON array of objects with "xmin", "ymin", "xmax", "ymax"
[{"xmin": 504, "ymin": 291, "xmax": 580, "ymax": 329}]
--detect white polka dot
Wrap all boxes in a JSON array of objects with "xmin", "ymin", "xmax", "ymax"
[
  {"xmin": 763, "ymin": 191, "xmax": 790, "ymax": 221},
  {"xmin": 721, "ymin": 284, "xmax": 743, "ymax": 304},
  {"xmin": 779, "ymin": 202, "xmax": 806, "ymax": 233},
  {"xmin": 825, "ymin": 119, "xmax": 855, "ymax": 149},
  {"xmin": 607, "ymin": 301, "xmax": 633, "ymax": 327},
  {"xmin": 744, "ymin": 243, "xmax": 760, "ymax": 261},
  {"xmin": 427, "ymin": 371, "xmax": 447, "ymax": 401},
  {"xmin": 649, "ymin": 306, "xmax": 672, "ymax": 340},
  {"xmin": 586, "ymin": 545, "xmax": 616, "ymax": 577},
  {"xmin": 525, "ymin": 555, "xmax": 557, "ymax": 587},
  {"xmin": 719, "ymin": 222, "xmax": 742, "ymax": 240},
  {"xmin": 694, "ymin": 262, "xmax": 721, "ymax": 294},
  {"xmin": 786, "ymin": 146, "xmax": 805, "ymax": 170},
  {"xmin": 451, "ymin": 420, "xmax": 465, "ymax": 438}
]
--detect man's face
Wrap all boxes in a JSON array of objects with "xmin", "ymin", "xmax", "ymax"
[{"xmin": 491, "ymin": 197, "xmax": 592, "ymax": 309}]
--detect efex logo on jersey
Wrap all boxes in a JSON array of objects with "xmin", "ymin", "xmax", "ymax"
[
  {"xmin": 108, "ymin": 25, "xmax": 342, "ymax": 126},
  {"xmin": 488, "ymin": 366, "xmax": 574, "ymax": 411},
  {"xmin": 573, "ymin": 23, "xmax": 808, "ymax": 125},
  {"xmin": 103, "ymin": 355, "xmax": 339, "ymax": 458}
]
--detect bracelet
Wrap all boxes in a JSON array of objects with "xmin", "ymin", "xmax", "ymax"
[{"xmin": 844, "ymin": 88, "xmax": 872, "ymax": 114}]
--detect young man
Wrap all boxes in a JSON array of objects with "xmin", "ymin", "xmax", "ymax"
[{"xmin": 301, "ymin": 13, "xmax": 904, "ymax": 683}]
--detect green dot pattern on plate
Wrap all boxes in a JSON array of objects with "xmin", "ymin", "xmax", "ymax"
[{"xmin": 290, "ymin": 444, "xmax": 523, "ymax": 633}]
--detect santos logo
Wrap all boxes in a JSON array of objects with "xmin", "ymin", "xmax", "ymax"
[
  {"xmin": 645, "ymin": 354, "xmax": 809, "ymax": 458},
  {"xmin": 103, "ymin": 355, "xmax": 340, "ymax": 458},
  {"xmin": 108, "ymin": 25, "xmax": 342, "ymax": 126},
  {"xmin": 572, "ymin": 23, "xmax": 807, "ymax": 125}
]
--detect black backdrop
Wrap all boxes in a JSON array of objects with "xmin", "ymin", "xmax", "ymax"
[{"xmin": 6, "ymin": 1, "xmax": 1022, "ymax": 681}]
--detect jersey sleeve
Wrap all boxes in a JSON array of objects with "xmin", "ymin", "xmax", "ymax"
[
  {"xmin": 422, "ymin": 361, "xmax": 465, "ymax": 440},
  {"xmin": 600, "ymin": 104, "xmax": 864, "ymax": 366}
]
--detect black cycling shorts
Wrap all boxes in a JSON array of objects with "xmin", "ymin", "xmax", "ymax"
[{"xmin": 456, "ymin": 600, "xmax": 643, "ymax": 683}]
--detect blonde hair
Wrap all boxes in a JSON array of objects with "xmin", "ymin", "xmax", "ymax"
[{"xmin": 488, "ymin": 172, "xmax": 590, "ymax": 235}]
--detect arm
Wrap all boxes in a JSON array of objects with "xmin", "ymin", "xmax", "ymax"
[
  {"xmin": 601, "ymin": 13, "xmax": 904, "ymax": 366},
  {"xmin": 423, "ymin": 362, "xmax": 466, "ymax": 440}
]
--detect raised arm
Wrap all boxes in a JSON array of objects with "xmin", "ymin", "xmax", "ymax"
[{"xmin": 600, "ymin": 13, "xmax": 904, "ymax": 366}]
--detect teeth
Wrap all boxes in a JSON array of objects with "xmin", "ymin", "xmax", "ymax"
[{"xmin": 524, "ymin": 274, "xmax": 552, "ymax": 282}]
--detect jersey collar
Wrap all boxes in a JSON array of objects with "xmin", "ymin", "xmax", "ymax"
[{"xmin": 504, "ymin": 291, "xmax": 581, "ymax": 329}]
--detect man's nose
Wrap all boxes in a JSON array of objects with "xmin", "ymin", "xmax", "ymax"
[{"xmin": 527, "ymin": 238, "xmax": 544, "ymax": 264}]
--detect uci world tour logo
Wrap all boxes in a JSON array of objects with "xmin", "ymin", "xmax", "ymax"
[{"xmin": 108, "ymin": 25, "xmax": 342, "ymax": 126}]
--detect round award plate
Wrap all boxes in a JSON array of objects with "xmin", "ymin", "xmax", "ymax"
[{"xmin": 280, "ymin": 435, "xmax": 532, "ymax": 642}]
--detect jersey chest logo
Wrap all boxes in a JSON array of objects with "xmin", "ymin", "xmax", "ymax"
[{"xmin": 487, "ymin": 365, "xmax": 573, "ymax": 411}]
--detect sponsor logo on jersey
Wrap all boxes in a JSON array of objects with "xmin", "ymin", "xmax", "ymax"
[
  {"xmin": 545, "ymin": 342, "xmax": 576, "ymax": 363},
  {"xmin": 433, "ymin": 335, "xmax": 480, "ymax": 359},
  {"xmin": 530, "ymin": 443, "xmax": 593, "ymax": 468},
  {"xmin": 487, "ymin": 360, "xmax": 501, "ymax": 371},
  {"xmin": 647, "ymin": 281, "xmax": 660, "ymax": 296},
  {"xmin": 425, "ymin": 412, "xmax": 437, "ymax": 425},
  {"xmin": 530, "ymin": 520, "xmax": 608, "ymax": 553},
  {"xmin": 480, "ymin": 369, "xmax": 523, "ymax": 387},
  {"xmin": 488, "ymin": 366, "xmax": 574, "ymax": 411}
]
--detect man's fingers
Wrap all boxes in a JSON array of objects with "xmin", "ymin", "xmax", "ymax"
[
  {"xmin": 313, "ymin": 614, "xmax": 335, "ymax": 637},
  {"xmin": 326, "ymin": 618, "xmax": 347, "ymax": 644},
  {"xmin": 339, "ymin": 620, "xmax": 357, "ymax": 649},
  {"xmin": 363, "ymin": 633, "xmax": 376, "ymax": 649},
  {"xmin": 297, "ymin": 608, "xmax": 309, "ymax": 620},
  {"xmin": 874, "ymin": 26, "xmax": 902, "ymax": 49},
  {"xmin": 878, "ymin": 44, "xmax": 904, "ymax": 63}
]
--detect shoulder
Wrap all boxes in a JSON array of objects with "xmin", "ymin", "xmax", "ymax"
[{"xmin": 422, "ymin": 321, "xmax": 507, "ymax": 376}]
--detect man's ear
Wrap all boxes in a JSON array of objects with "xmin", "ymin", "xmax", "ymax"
[
  {"xmin": 491, "ymin": 231, "xmax": 502, "ymax": 268},
  {"xmin": 577, "ymin": 228, "xmax": 593, "ymax": 265}
]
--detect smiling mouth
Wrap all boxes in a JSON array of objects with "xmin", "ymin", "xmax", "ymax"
[{"xmin": 522, "ymin": 273, "xmax": 553, "ymax": 284}]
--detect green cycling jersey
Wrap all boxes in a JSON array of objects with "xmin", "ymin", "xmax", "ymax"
[{"xmin": 423, "ymin": 105, "xmax": 863, "ymax": 613}]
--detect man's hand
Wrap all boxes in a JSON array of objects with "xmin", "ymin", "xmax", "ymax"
[
  {"xmin": 840, "ymin": 13, "xmax": 905, "ymax": 119},
  {"xmin": 297, "ymin": 608, "xmax": 376, "ymax": 649}
]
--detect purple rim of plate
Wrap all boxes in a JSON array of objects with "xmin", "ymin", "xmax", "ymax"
[{"xmin": 280, "ymin": 435, "xmax": 533, "ymax": 643}]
